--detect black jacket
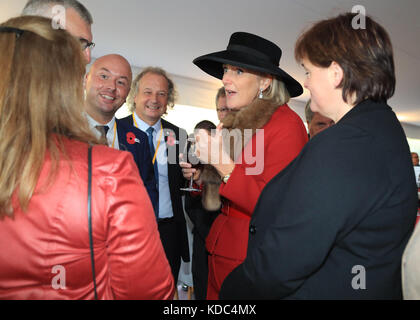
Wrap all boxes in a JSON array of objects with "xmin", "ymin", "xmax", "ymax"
[
  {"xmin": 184, "ymin": 192, "xmax": 220, "ymax": 299},
  {"xmin": 115, "ymin": 119, "xmax": 158, "ymax": 213},
  {"xmin": 220, "ymin": 100, "xmax": 418, "ymax": 299}
]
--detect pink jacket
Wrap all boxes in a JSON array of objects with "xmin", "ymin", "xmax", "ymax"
[{"xmin": 0, "ymin": 138, "xmax": 174, "ymax": 300}]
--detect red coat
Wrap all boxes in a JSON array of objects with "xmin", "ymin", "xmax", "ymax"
[
  {"xmin": 0, "ymin": 137, "xmax": 174, "ymax": 300},
  {"xmin": 205, "ymin": 104, "xmax": 308, "ymax": 299}
]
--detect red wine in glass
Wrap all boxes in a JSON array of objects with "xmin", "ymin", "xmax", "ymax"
[{"xmin": 180, "ymin": 135, "xmax": 201, "ymax": 192}]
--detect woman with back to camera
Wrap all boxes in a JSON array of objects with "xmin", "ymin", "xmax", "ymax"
[
  {"xmin": 181, "ymin": 32, "xmax": 308, "ymax": 299},
  {"xmin": 0, "ymin": 16, "xmax": 174, "ymax": 300},
  {"xmin": 220, "ymin": 13, "xmax": 418, "ymax": 300}
]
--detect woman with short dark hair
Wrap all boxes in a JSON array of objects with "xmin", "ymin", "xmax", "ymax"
[{"xmin": 220, "ymin": 12, "xmax": 417, "ymax": 300}]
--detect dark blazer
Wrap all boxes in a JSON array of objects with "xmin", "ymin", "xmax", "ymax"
[
  {"xmin": 119, "ymin": 115, "xmax": 190, "ymax": 263},
  {"xmin": 184, "ymin": 192, "xmax": 220, "ymax": 300},
  {"xmin": 220, "ymin": 100, "xmax": 418, "ymax": 300},
  {"xmin": 115, "ymin": 118, "xmax": 158, "ymax": 213}
]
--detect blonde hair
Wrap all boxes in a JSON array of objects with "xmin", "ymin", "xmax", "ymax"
[
  {"xmin": 305, "ymin": 99, "xmax": 314, "ymax": 123},
  {"xmin": 261, "ymin": 77, "xmax": 290, "ymax": 106},
  {"xmin": 0, "ymin": 16, "xmax": 99, "ymax": 218}
]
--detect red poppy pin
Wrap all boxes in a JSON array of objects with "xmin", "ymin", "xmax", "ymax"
[
  {"xmin": 167, "ymin": 131, "xmax": 176, "ymax": 147},
  {"xmin": 126, "ymin": 132, "xmax": 140, "ymax": 145}
]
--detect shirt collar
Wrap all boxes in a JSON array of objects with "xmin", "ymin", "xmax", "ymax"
[
  {"xmin": 133, "ymin": 112, "xmax": 161, "ymax": 133},
  {"xmin": 85, "ymin": 112, "xmax": 116, "ymax": 130}
]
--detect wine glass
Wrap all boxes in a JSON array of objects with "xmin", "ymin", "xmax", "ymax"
[{"xmin": 180, "ymin": 134, "xmax": 202, "ymax": 192}]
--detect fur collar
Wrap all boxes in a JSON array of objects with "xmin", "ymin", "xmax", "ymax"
[
  {"xmin": 222, "ymin": 98, "xmax": 280, "ymax": 131},
  {"xmin": 200, "ymin": 98, "xmax": 280, "ymax": 211}
]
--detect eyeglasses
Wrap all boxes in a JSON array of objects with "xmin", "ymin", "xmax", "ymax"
[
  {"xmin": 79, "ymin": 38, "xmax": 95, "ymax": 50},
  {"xmin": 217, "ymin": 107, "xmax": 229, "ymax": 112}
]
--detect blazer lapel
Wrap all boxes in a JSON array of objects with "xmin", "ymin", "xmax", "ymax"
[
  {"xmin": 161, "ymin": 119, "xmax": 179, "ymax": 157},
  {"xmin": 161, "ymin": 120, "xmax": 178, "ymax": 195},
  {"xmin": 116, "ymin": 121, "xmax": 139, "ymax": 164}
]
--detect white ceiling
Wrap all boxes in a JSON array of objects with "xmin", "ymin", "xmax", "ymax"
[{"xmin": 2, "ymin": 0, "xmax": 420, "ymax": 126}]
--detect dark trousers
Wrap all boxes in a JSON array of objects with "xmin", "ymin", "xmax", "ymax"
[
  {"xmin": 184, "ymin": 193, "xmax": 220, "ymax": 300},
  {"xmin": 158, "ymin": 218, "xmax": 181, "ymax": 282},
  {"xmin": 191, "ymin": 234, "xmax": 209, "ymax": 300}
]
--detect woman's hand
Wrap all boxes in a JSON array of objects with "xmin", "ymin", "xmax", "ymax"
[
  {"xmin": 179, "ymin": 156, "xmax": 202, "ymax": 183},
  {"xmin": 195, "ymin": 124, "xmax": 235, "ymax": 178}
]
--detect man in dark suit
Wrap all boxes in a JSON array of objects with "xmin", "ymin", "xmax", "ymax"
[
  {"xmin": 121, "ymin": 67, "xmax": 190, "ymax": 289},
  {"xmin": 84, "ymin": 54, "xmax": 158, "ymax": 212}
]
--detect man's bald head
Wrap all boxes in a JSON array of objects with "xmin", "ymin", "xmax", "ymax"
[{"xmin": 85, "ymin": 54, "xmax": 132, "ymax": 124}]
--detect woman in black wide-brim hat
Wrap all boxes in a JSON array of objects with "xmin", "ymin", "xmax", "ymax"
[
  {"xmin": 181, "ymin": 31, "xmax": 308, "ymax": 299},
  {"xmin": 220, "ymin": 13, "xmax": 418, "ymax": 300}
]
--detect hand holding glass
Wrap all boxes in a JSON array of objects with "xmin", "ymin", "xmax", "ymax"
[{"xmin": 180, "ymin": 135, "xmax": 202, "ymax": 192}]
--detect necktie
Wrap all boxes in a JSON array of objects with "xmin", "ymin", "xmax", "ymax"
[
  {"xmin": 95, "ymin": 125, "xmax": 109, "ymax": 144},
  {"xmin": 146, "ymin": 127, "xmax": 159, "ymax": 218},
  {"xmin": 146, "ymin": 127, "xmax": 159, "ymax": 185}
]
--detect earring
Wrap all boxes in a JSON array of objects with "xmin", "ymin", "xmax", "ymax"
[{"xmin": 258, "ymin": 88, "xmax": 264, "ymax": 99}]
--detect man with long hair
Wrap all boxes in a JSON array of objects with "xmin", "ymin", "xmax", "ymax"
[{"xmin": 122, "ymin": 67, "xmax": 190, "ymax": 292}]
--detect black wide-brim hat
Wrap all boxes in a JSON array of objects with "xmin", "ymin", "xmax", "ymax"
[{"xmin": 193, "ymin": 32, "xmax": 303, "ymax": 98}]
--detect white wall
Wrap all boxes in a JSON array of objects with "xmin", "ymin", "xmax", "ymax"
[
  {"xmin": 112, "ymin": 63, "xmax": 309, "ymax": 134},
  {"xmin": 111, "ymin": 62, "xmax": 420, "ymax": 141}
]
